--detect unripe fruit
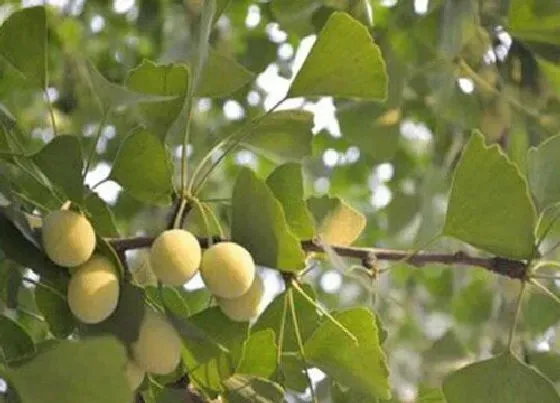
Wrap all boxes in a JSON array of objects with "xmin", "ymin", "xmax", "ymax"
[
  {"xmin": 42, "ymin": 210, "xmax": 96, "ymax": 267},
  {"xmin": 150, "ymin": 229, "xmax": 201, "ymax": 286},
  {"xmin": 217, "ymin": 274, "xmax": 264, "ymax": 322},
  {"xmin": 200, "ymin": 242, "xmax": 255, "ymax": 299},
  {"xmin": 132, "ymin": 309, "xmax": 182, "ymax": 375},
  {"xmin": 125, "ymin": 360, "xmax": 145, "ymax": 391},
  {"xmin": 67, "ymin": 255, "xmax": 119, "ymax": 324}
]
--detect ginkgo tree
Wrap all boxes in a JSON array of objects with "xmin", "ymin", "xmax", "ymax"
[{"xmin": 1, "ymin": 1, "xmax": 560, "ymax": 402}]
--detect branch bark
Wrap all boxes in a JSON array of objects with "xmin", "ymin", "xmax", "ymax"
[{"xmin": 109, "ymin": 236, "xmax": 528, "ymax": 280}]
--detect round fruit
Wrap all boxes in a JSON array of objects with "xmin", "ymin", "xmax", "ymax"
[
  {"xmin": 200, "ymin": 242, "xmax": 256, "ymax": 299},
  {"xmin": 150, "ymin": 229, "xmax": 201, "ymax": 286},
  {"xmin": 217, "ymin": 274, "xmax": 264, "ymax": 322},
  {"xmin": 132, "ymin": 309, "xmax": 182, "ymax": 375},
  {"xmin": 67, "ymin": 255, "xmax": 119, "ymax": 324},
  {"xmin": 125, "ymin": 360, "xmax": 145, "ymax": 391},
  {"xmin": 42, "ymin": 210, "xmax": 96, "ymax": 267}
]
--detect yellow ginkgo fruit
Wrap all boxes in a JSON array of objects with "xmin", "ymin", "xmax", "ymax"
[
  {"xmin": 42, "ymin": 210, "xmax": 96, "ymax": 267},
  {"xmin": 217, "ymin": 274, "xmax": 264, "ymax": 322},
  {"xmin": 67, "ymin": 255, "xmax": 119, "ymax": 324},
  {"xmin": 200, "ymin": 242, "xmax": 255, "ymax": 299},
  {"xmin": 124, "ymin": 360, "xmax": 145, "ymax": 391},
  {"xmin": 150, "ymin": 229, "xmax": 201, "ymax": 286},
  {"xmin": 132, "ymin": 309, "xmax": 183, "ymax": 375}
]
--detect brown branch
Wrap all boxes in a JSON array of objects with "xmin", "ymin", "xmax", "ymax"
[{"xmin": 108, "ymin": 237, "xmax": 528, "ymax": 280}]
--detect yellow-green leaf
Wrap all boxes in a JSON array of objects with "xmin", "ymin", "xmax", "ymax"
[
  {"xmin": 307, "ymin": 195, "xmax": 366, "ymax": 246},
  {"xmin": 444, "ymin": 132, "xmax": 537, "ymax": 259},
  {"xmin": 288, "ymin": 12, "xmax": 387, "ymax": 100}
]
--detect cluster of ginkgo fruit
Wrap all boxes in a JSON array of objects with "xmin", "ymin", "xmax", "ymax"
[{"xmin": 40, "ymin": 207, "xmax": 264, "ymax": 391}]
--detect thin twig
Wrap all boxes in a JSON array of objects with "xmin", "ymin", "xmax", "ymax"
[
  {"xmin": 530, "ymin": 274, "xmax": 560, "ymax": 280},
  {"xmin": 83, "ymin": 109, "xmax": 111, "ymax": 180},
  {"xmin": 507, "ymin": 281, "xmax": 526, "ymax": 351},
  {"xmin": 275, "ymin": 289, "xmax": 289, "ymax": 384},
  {"xmin": 188, "ymin": 96, "xmax": 286, "ymax": 196},
  {"xmin": 108, "ymin": 236, "xmax": 529, "ymax": 279},
  {"xmin": 44, "ymin": 89, "xmax": 58, "ymax": 137},
  {"xmin": 288, "ymin": 288, "xmax": 317, "ymax": 403}
]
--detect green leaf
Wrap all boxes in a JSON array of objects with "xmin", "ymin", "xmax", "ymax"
[
  {"xmin": 438, "ymin": 0, "xmax": 478, "ymax": 59},
  {"xmin": 422, "ymin": 330, "xmax": 469, "ymax": 365},
  {"xmin": 0, "ymin": 6, "xmax": 46, "ymax": 87},
  {"xmin": 159, "ymin": 286, "xmax": 191, "ymax": 318},
  {"xmin": 110, "ymin": 129, "xmax": 174, "ymax": 205},
  {"xmin": 535, "ymin": 203, "xmax": 560, "ymax": 243},
  {"xmin": 508, "ymin": 1, "xmax": 560, "ymax": 45},
  {"xmin": 270, "ymin": 0, "xmax": 320, "ymax": 36},
  {"xmin": 8, "ymin": 337, "xmax": 132, "ymax": 403},
  {"xmin": 537, "ymin": 58, "xmax": 560, "ymax": 97},
  {"xmin": 155, "ymin": 389, "xmax": 189, "ymax": 403},
  {"xmin": 253, "ymin": 284, "xmax": 319, "ymax": 353},
  {"xmin": 236, "ymin": 329, "xmax": 277, "ymax": 379},
  {"xmin": 0, "ymin": 262, "xmax": 22, "ymax": 309},
  {"xmin": 279, "ymin": 353, "xmax": 308, "ymax": 393},
  {"xmin": 331, "ymin": 381, "xmax": 378, "ymax": 403},
  {"xmin": 385, "ymin": 191, "xmax": 420, "ymax": 235},
  {"xmin": 0, "ymin": 315, "xmax": 35, "ymax": 362},
  {"xmin": 307, "ymin": 195, "xmax": 366, "ymax": 246},
  {"xmin": 417, "ymin": 386, "xmax": 446, "ymax": 403},
  {"xmin": 442, "ymin": 352, "xmax": 560, "ymax": 403},
  {"xmin": 222, "ymin": 374, "xmax": 284, "ymax": 403},
  {"xmin": 0, "ymin": 103, "xmax": 17, "ymax": 132},
  {"xmin": 35, "ymin": 283, "xmax": 75, "ymax": 339},
  {"xmin": 527, "ymin": 351, "xmax": 560, "ymax": 383},
  {"xmin": 32, "ymin": 136, "xmax": 84, "ymax": 203},
  {"xmin": 231, "ymin": 168, "xmax": 305, "ymax": 271},
  {"xmin": 126, "ymin": 60, "xmax": 189, "ymax": 140},
  {"xmin": 451, "ymin": 275, "xmax": 494, "ymax": 325},
  {"xmin": 523, "ymin": 288, "xmax": 560, "ymax": 333},
  {"xmin": 196, "ymin": 48, "xmax": 254, "ymax": 97},
  {"xmin": 335, "ymin": 102, "xmax": 399, "ymax": 162},
  {"xmin": 188, "ymin": 307, "xmax": 248, "ymax": 354},
  {"xmin": 84, "ymin": 193, "xmax": 120, "ymax": 237},
  {"xmin": 146, "ymin": 286, "xmax": 211, "ymax": 318},
  {"xmin": 528, "ymin": 134, "xmax": 560, "ymax": 211},
  {"xmin": 266, "ymin": 163, "xmax": 315, "ymax": 239},
  {"xmin": 181, "ymin": 307, "xmax": 248, "ymax": 394},
  {"xmin": 84, "ymin": 60, "xmax": 175, "ymax": 110},
  {"xmin": 304, "ymin": 307, "xmax": 390, "ymax": 400},
  {"xmin": 242, "ymin": 110, "xmax": 314, "ymax": 163},
  {"xmin": 0, "ymin": 212, "xmax": 62, "ymax": 279},
  {"xmin": 288, "ymin": 12, "xmax": 387, "ymax": 100},
  {"xmin": 443, "ymin": 132, "xmax": 537, "ymax": 260}
]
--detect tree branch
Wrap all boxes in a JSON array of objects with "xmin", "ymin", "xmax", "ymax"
[{"xmin": 108, "ymin": 237, "xmax": 528, "ymax": 280}]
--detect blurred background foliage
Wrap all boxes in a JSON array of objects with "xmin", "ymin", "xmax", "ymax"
[{"xmin": 1, "ymin": 0, "xmax": 560, "ymax": 401}]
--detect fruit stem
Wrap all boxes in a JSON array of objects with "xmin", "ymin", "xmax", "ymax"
[
  {"xmin": 507, "ymin": 281, "xmax": 526, "ymax": 351},
  {"xmin": 291, "ymin": 279, "xmax": 358, "ymax": 345},
  {"xmin": 288, "ymin": 288, "xmax": 318, "ymax": 403}
]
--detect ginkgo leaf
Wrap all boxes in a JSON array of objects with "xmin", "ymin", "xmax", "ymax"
[
  {"xmin": 444, "ymin": 132, "xmax": 537, "ymax": 259},
  {"xmin": 307, "ymin": 195, "xmax": 366, "ymax": 246},
  {"xmin": 443, "ymin": 352, "xmax": 560, "ymax": 403},
  {"xmin": 288, "ymin": 12, "xmax": 387, "ymax": 100}
]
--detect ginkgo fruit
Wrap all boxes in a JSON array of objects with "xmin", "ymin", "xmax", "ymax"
[
  {"xmin": 42, "ymin": 210, "xmax": 96, "ymax": 267},
  {"xmin": 217, "ymin": 274, "xmax": 264, "ymax": 322},
  {"xmin": 150, "ymin": 229, "xmax": 201, "ymax": 286},
  {"xmin": 200, "ymin": 242, "xmax": 255, "ymax": 299},
  {"xmin": 124, "ymin": 360, "xmax": 145, "ymax": 391},
  {"xmin": 132, "ymin": 309, "xmax": 182, "ymax": 375},
  {"xmin": 67, "ymin": 255, "xmax": 119, "ymax": 324}
]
